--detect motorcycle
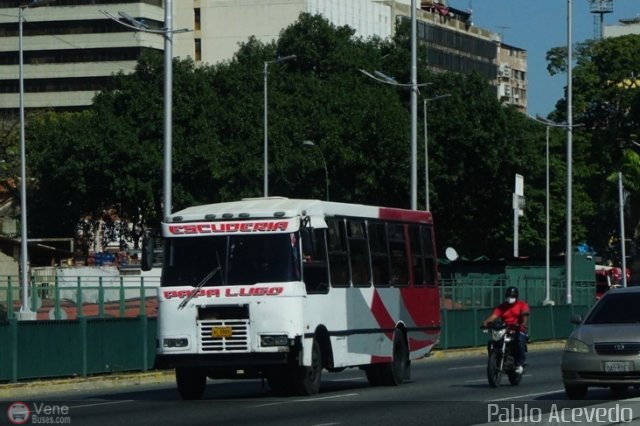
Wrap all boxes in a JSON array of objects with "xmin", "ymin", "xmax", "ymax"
[{"xmin": 482, "ymin": 319, "xmax": 525, "ymax": 387}]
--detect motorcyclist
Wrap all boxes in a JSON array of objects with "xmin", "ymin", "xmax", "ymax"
[{"xmin": 482, "ymin": 286, "xmax": 530, "ymax": 374}]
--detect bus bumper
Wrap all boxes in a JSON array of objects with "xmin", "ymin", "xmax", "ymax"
[{"xmin": 156, "ymin": 352, "xmax": 290, "ymax": 370}]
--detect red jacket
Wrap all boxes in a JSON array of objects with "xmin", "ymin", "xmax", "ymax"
[{"xmin": 492, "ymin": 300, "xmax": 530, "ymax": 329}]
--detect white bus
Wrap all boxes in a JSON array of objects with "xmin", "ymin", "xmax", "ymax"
[{"xmin": 143, "ymin": 197, "xmax": 441, "ymax": 399}]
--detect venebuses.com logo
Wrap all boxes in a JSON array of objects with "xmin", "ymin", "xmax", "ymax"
[
  {"xmin": 7, "ymin": 402, "xmax": 30, "ymax": 425},
  {"xmin": 6, "ymin": 401, "xmax": 71, "ymax": 424}
]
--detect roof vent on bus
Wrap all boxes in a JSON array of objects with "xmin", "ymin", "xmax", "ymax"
[
  {"xmin": 172, "ymin": 216, "xmax": 183, "ymax": 222},
  {"xmin": 222, "ymin": 213, "xmax": 234, "ymax": 219},
  {"xmin": 239, "ymin": 213, "xmax": 250, "ymax": 218},
  {"xmin": 204, "ymin": 214, "xmax": 216, "ymax": 220},
  {"xmin": 274, "ymin": 211, "xmax": 285, "ymax": 217}
]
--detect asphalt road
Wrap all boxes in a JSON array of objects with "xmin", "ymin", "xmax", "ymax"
[{"xmin": 3, "ymin": 344, "xmax": 640, "ymax": 426}]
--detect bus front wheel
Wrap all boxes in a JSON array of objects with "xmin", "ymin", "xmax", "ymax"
[{"xmin": 291, "ymin": 339, "xmax": 323, "ymax": 395}]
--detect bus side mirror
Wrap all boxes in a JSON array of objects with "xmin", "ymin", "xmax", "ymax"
[
  {"xmin": 301, "ymin": 227, "xmax": 315, "ymax": 258},
  {"xmin": 141, "ymin": 230, "xmax": 156, "ymax": 271}
]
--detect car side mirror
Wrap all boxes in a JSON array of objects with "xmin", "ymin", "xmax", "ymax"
[{"xmin": 570, "ymin": 314, "xmax": 583, "ymax": 325}]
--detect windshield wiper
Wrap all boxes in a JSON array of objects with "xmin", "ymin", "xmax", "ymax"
[{"xmin": 178, "ymin": 252, "xmax": 224, "ymax": 310}]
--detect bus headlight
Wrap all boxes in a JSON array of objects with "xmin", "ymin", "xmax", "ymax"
[
  {"xmin": 260, "ymin": 335, "xmax": 289, "ymax": 347},
  {"xmin": 163, "ymin": 338, "xmax": 189, "ymax": 348}
]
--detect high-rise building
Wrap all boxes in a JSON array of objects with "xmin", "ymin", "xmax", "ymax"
[
  {"xmin": 0, "ymin": 0, "xmax": 164, "ymax": 110},
  {"xmin": 0, "ymin": 0, "xmax": 527, "ymax": 112},
  {"xmin": 604, "ymin": 15, "xmax": 640, "ymax": 38}
]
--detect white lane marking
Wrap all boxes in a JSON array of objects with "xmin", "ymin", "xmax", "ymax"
[
  {"xmin": 449, "ymin": 364, "xmax": 485, "ymax": 370},
  {"xmin": 252, "ymin": 393, "xmax": 359, "ymax": 408},
  {"xmin": 310, "ymin": 423, "xmax": 341, "ymax": 426},
  {"xmin": 488, "ymin": 388, "xmax": 564, "ymax": 402},
  {"xmin": 70, "ymin": 400, "xmax": 134, "ymax": 409},
  {"xmin": 465, "ymin": 378, "xmax": 490, "ymax": 383}
]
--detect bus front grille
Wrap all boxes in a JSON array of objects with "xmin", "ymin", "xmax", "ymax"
[{"xmin": 199, "ymin": 319, "xmax": 250, "ymax": 352}]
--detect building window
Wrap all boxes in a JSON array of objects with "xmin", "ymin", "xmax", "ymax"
[
  {"xmin": 194, "ymin": 8, "xmax": 201, "ymax": 31},
  {"xmin": 195, "ymin": 39, "xmax": 201, "ymax": 61}
]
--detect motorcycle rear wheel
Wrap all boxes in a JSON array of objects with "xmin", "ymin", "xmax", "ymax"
[{"xmin": 487, "ymin": 352, "xmax": 502, "ymax": 387}]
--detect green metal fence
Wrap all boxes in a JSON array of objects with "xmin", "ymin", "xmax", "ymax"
[
  {"xmin": 439, "ymin": 278, "xmax": 595, "ymax": 309},
  {"xmin": 0, "ymin": 317, "xmax": 156, "ymax": 382},
  {"xmin": 0, "ymin": 274, "xmax": 596, "ymax": 383},
  {"xmin": 0, "ymin": 275, "xmax": 159, "ymax": 320},
  {"xmin": 437, "ymin": 305, "xmax": 591, "ymax": 349},
  {"xmin": 1, "ymin": 275, "xmax": 595, "ymax": 321}
]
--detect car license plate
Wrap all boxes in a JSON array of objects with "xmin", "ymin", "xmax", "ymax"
[
  {"xmin": 212, "ymin": 326, "xmax": 233, "ymax": 338},
  {"xmin": 603, "ymin": 361, "xmax": 633, "ymax": 372}
]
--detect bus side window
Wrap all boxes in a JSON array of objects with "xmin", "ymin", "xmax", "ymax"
[
  {"xmin": 302, "ymin": 227, "xmax": 329, "ymax": 294},
  {"xmin": 348, "ymin": 219, "xmax": 371, "ymax": 287},
  {"xmin": 422, "ymin": 225, "xmax": 438, "ymax": 286},
  {"xmin": 368, "ymin": 221, "xmax": 390, "ymax": 286},
  {"xmin": 388, "ymin": 223, "xmax": 409, "ymax": 287},
  {"xmin": 327, "ymin": 218, "xmax": 349, "ymax": 287},
  {"xmin": 409, "ymin": 225, "xmax": 425, "ymax": 287}
]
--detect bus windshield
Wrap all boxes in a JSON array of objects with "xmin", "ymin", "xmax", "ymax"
[{"xmin": 161, "ymin": 233, "xmax": 301, "ymax": 287}]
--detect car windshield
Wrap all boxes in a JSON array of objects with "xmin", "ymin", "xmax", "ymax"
[
  {"xmin": 585, "ymin": 292, "xmax": 640, "ymax": 324},
  {"xmin": 161, "ymin": 233, "xmax": 301, "ymax": 287}
]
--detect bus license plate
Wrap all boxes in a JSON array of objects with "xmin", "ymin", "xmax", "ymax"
[
  {"xmin": 212, "ymin": 326, "xmax": 233, "ymax": 338},
  {"xmin": 604, "ymin": 361, "xmax": 632, "ymax": 372}
]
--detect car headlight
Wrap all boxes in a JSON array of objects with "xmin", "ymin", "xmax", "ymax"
[
  {"xmin": 260, "ymin": 334, "xmax": 290, "ymax": 347},
  {"xmin": 565, "ymin": 337, "xmax": 589, "ymax": 353}
]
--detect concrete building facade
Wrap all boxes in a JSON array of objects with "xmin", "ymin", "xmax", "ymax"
[
  {"xmin": 604, "ymin": 16, "xmax": 640, "ymax": 38},
  {"xmin": 0, "ymin": 0, "xmax": 164, "ymax": 110}
]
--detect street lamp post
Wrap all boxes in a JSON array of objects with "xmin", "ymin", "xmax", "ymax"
[
  {"xmin": 163, "ymin": 0, "xmax": 173, "ymax": 221},
  {"xmin": 17, "ymin": 0, "xmax": 55, "ymax": 321},
  {"xmin": 545, "ymin": 125, "xmax": 552, "ymax": 304},
  {"xmin": 411, "ymin": 0, "xmax": 418, "ymax": 210},
  {"xmin": 530, "ymin": 117, "xmax": 555, "ymax": 306},
  {"xmin": 302, "ymin": 141, "xmax": 329, "ymax": 201},
  {"xmin": 532, "ymin": 115, "xmax": 582, "ymax": 305},
  {"xmin": 618, "ymin": 172, "xmax": 627, "ymax": 287},
  {"xmin": 566, "ymin": 0, "xmax": 574, "ymax": 304},
  {"xmin": 263, "ymin": 54, "xmax": 296, "ymax": 197},
  {"xmin": 103, "ymin": 2, "xmax": 190, "ymax": 222},
  {"xmin": 359, "ymin": 67, "xmax": 429, "ymax": 209},
  {"xmin": 423, "ymin": 94, "xmax": 451, "ymax": 211}
]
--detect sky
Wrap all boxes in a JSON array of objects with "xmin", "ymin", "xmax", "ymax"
[{"xmin": 448, "ymin": 0, "xmax": 640, "ymax": 117}]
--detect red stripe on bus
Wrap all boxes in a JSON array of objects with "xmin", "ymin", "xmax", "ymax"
[
  {"xmin": 371, "ymin": 355, "xmax": 392, "ymax": 364},
  {"xmin": 400, "ymin": 287, "xmax": 441, "ymax": 336},
  {"xmin": 371, "ymin": 290, "xmax": 397, "ymax": 334},
  {"xmin": 408, "ymin": 337, "xmax": 432, "ymax": 352},
  {"xmin": 378, "ymin": 207, "xmax": 432, "ymax": 223}
]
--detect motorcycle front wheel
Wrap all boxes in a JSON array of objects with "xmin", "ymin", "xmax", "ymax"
[
  {"xmin": 487, "ymin": 351, "xmax": 502, "ymax": 387},
  {"xmin": 508, "ymin": 370, "xmax": 523, "ymax": 386}
]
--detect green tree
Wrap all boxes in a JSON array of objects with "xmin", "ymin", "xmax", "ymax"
[
  {"xmin": 27, "ymin": 110, "xmax": 104, "ymax": 253},
  {"xmin": 22, "ymin": 13, "xmax": 558, "ymax": 261},
  {"xmin": 548, "ymin": 35, "xmax": 640, "ymax": 260}
]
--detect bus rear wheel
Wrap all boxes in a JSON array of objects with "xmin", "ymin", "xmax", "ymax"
[
  {"xmin": 379, "ymin": 329, "xmax": 409, "ymax": 386},
  {"xmin": 176, "ymin": 367, "xmax": 207, "ymax": 400}
]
